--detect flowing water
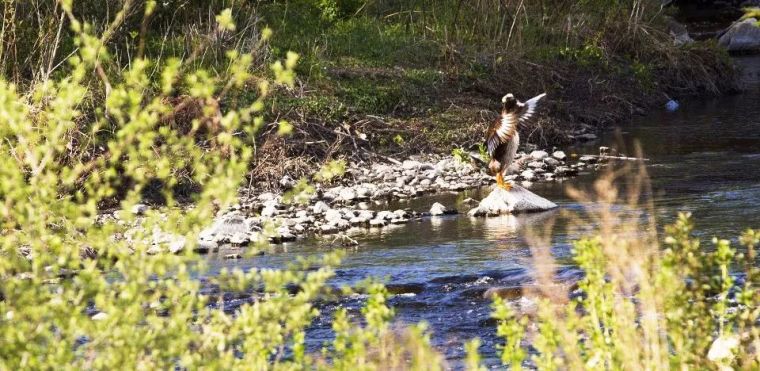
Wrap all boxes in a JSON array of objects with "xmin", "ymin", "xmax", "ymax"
[{"xmin": 206, "ymin": 59, "xmax": 760, "ymax": 366}]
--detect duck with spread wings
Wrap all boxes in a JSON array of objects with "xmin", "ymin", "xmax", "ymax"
[{"xmin": 485, "ymin": 93, "xmax": 546, "ymax": 191}]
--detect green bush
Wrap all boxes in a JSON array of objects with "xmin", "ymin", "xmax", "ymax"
[
  {"xmin": 0, "ymin": 4, "xmax": 442, "ymax": 369},
  {"xmin": 481, "ymin": 171, "xmax": 760, "ymax": 370}
]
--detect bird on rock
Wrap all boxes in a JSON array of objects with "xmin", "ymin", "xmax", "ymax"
[{"xmin": 485, "ymin": 92, "xmax": 546, "ymax": 191}]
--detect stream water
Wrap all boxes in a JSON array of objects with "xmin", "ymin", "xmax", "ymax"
[{"xmin": 206, "ymin": 58, "xmax": 760, "ymax": 366}]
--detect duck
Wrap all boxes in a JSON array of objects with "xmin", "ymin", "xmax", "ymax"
[{"xmin": 485, "ymin": 92, "xmax": 546, "ymax": 190}]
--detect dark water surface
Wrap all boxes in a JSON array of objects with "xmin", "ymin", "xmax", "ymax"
[{"xmin": 207, "ymin": 79, "xmax": 760, "ymax": 366}]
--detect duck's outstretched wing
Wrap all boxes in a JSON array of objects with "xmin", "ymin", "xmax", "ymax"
[
  {"xmin": 485, "ymin": 93, "xmax": 546, "ymax": 156},
  {"xmin": 486, "ymin": 112, "xmax": 519, "ymax": 156},
  {"xmin": 516, "ymin": 93, "xmax": 546, "ymax": 125}
]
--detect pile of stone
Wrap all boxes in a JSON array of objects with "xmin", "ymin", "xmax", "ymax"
[{"xmin": 106, "ymin": 145, "xmax": 610, "ymax": 254}]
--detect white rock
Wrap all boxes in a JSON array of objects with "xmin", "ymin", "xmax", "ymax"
[
  {"xmin": 92, "ymin": 312, "xmax": 108, "ymax": 321},
  {"xmin": 258, "ymin": 192, "xmax": 277, "ymax": 202},
  {"xmin": 369, "ymin": 218, "xmax": 388, "ymax": 227},
  {"xmin": 279, "ymin": 175, "xmax": 295, "ymax": 189},
  {"xmin": 402, "ymin": 160, "xmax": 422, "ymax": 170},
  {"xmin": 529, "ymin": 150, "xmax": 548, "ymax": 161},
  {"xmin": 337, "ymin": 187, "xmax": 357, "ymax": 202},
  {"xmin": 376, "ymin": 210, "xmax": 395, "ymax": 220},
  {"xmin": 261, "ymin": 206, "xmax": 277, "ymax": 218},
  {"xmin": 543, "ymin": 157, "xmax": 560, "ymax": 168},
  {"xmin": 552, "ymin": 150, "xmax": 567, "ymax": 160},
  {"xmin": 707, "ymin": 335, "xmax": 739, "ymax": 362},
  {"xmin": 527, "ymin": 161, "xmax": 546, "ymax": 170},
  {"xmin": 468, "ymin": 186, "xmax": 557, "ymax": 216},
  {"xmin": 324, "ymin": 209, "xmax": 343, "ymax": 223},
  {"xmin": 198, "ymin": 212, "xmax": 256, "ymax": 244},
  {"xmin": 520, "ymin": 170, "xmax": 536, "ymax": 181},
  {"xmin": 312, "ymin": 201, "xmax": 331, "ymax": 214},
  {"xmin": 349, "ymin": 216, "xmax": 369, "ymax": 225},
  {"xmin": 430, "ymin": 202, "xmax": 447, "ymax": 216},
  {"xmin": 357, "ymin": 210, "xmax": 375, "ymax": 219},
  {"xmin": 131, "ymin": 204, "xmax": 148, "ymax": 215},
  {"xmin": 320, "ymin": 224, "xmax": 338, "ymax": 234}
]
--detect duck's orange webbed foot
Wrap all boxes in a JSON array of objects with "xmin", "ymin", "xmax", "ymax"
[{"xmin": 496, "ymin": 172, "xmax": 512, "ymax": 191}]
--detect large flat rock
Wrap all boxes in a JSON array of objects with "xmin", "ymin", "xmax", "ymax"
[
  {"xmin": 719, "ymin": 18, "xmax": 760, "ymax": 53},
  {"xmin": 468, "ymin": 185, "xmax": 557, "ymax": 216}
]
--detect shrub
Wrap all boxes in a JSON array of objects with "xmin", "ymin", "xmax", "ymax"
[
  {"xmin": 0, "ymin": 4, "xmax": 443, "ymax": 369},
  {"xmin": 483, "ymin": 165, "xmax": 760, "ymax": 370}
]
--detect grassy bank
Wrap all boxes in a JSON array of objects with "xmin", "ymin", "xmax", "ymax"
[
  {"xmin": 252, "ymin": 0, "xmax": 736, "ymax": 179},
  {"xmin": 1, "ymin": 0, "xmax": 736, "ymax": 184}
]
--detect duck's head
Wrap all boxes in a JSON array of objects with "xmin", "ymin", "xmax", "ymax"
[{"xmin": 501, "ymin": 93, "xmax": 517, "ymax": 111}]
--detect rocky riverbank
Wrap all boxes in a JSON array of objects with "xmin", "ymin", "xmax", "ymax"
[{"xmin": 110, "ymin": 144, "xmax": 613, "ymax": 256}]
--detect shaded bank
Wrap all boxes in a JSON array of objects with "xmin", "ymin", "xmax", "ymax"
[
  {"xmin": 0, "ymin": 0, "xmax": 739, "ymax": 188},
  {"xmin": 252, "ymin": 0, "xmax": 738, "ymax": 182}
]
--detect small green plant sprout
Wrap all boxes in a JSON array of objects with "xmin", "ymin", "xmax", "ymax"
[
  {"xmin": 477, "ymin": 143, "xmax": 491, "ymax": 162},
  {"xmin": 393, "ymin": 133, "xmax": 405, "ymax": 146},
  {"xmin": 313, "ymin": 159, "xmax": 347, "ymax": 182},
  {"xmin": 452, "ymin": 147, "xmax": 469, "ymax": 163}
]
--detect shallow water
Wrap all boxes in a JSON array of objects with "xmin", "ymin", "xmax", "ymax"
[{"xmin": 207, "ymin": 78, "xmax": 760, "ymax": 365}]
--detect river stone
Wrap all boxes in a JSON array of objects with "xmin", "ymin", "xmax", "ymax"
[
  {"xmin": 258, "ymin": 192, "xmax": 277, "ymax": 202},
  {"xmin": 349, "ymin": 216, "xmax": 369, "ymax": 225},
  {"xmin": 376, "ymin": 210, "xmax": 395, "ymax": 220},
  {"xmin": 527, "ymin": 161, "xmax": 546, "ymax": 170},
  {"xmin": 369, "ymin": 218, "xmax": 388, "ymax": 227},
  {"xmin": 320, "ymin": 224, "xmax": 339, "ymax": 234},
  {"xmin": 261, "ymin": 205, "xmax": 277, "ymax": 218},
  {"xmin": 198, "ymin": 213, "xmax": 257, "ymax": 244},
  {"xmin": 337, "ymin": 187, "xmax": 357, "ymax": 202},
  {"xmin": 355, "ymin": 185, "xmax": 372, "ymax": 199},
  {"xmin": 468, "ymin": 186, "xmax": 558, "ymax": 216},
  {"xmin": 552, "ymin": 150, "xmax": 567, "ymax": 160},
  {"xmin": 520, "ymin": 169, "xmax": 536, "ymax": 181},
  {"xmin": 719, "ymin": 18, "xmax": 760, "ymax": 53},
  {"xmin": 402, "ymin": 160, "xmax": 422, "ymax": 170},
  {"xmin": 529, "ymin": 150, "xmax": 549, "ymax": 160},
  {"xmin": 430, "ymin": 202, "xmax": 447, "ymax": 216},
  {"xmin": 543, "ymin": 157, "xmax": 560, "ymax": 168},
  {"xmin": 131, "ymin": 203, "xmax": 148, "ymax": 215},
  {"xmin": 312, "ymin": 201, "xmax": 331, "ymax": 214},
  {"xmin": 324, "ymin": 209, "xmax": 343, "ymax": 223},
  {"xmin": 279, "ymin": 175, "xmax": 295, "ymax": 190}
]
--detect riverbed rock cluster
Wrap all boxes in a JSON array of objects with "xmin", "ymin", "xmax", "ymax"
[{"xmin": 108, "ymin": 146, "xmax": 610, "ymax": 254}]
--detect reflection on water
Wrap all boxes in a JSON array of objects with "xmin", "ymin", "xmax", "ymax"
[{"xmin": 207, "ymin": 85, "xmax": 760, "ymax": 363}]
